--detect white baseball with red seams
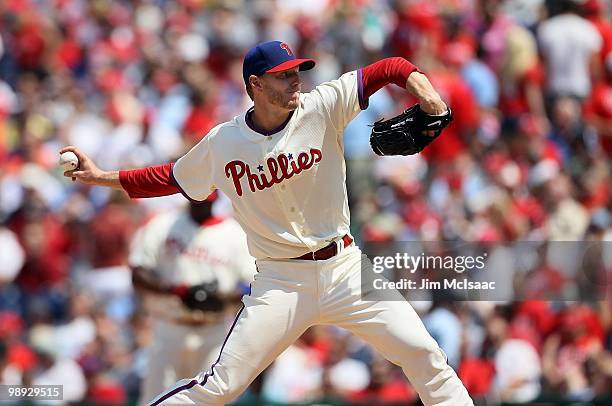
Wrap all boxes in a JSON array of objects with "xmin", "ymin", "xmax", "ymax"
[
  {"xmin": 149, "ymin": 68, "xmax": 474, "ymax": 405},
  {"xmin": 59, "ymin": 151, "xmax": 79, "ymax": 171}
]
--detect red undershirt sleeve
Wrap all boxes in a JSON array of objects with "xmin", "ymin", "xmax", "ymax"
[
  {"xmin": 119, "ymin": 163, "xmax": 180, "ymax": 198},
  {"xmin": 358, "ymin": 57, "xmax": 420, "ymax": 109}
]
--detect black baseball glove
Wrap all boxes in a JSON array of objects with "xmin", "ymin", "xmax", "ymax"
[
  {"xmin": 370, "ymin": 104, "xmax": 453, "ymax": 156},
  {"xmin": 180, "ymin": 281, "xmax": 224, "ymax": 312}
]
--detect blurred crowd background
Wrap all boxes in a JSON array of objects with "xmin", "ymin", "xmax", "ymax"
[{"xmin": 0, "ymin": 0, "xmax": 611, "ymax": 404}]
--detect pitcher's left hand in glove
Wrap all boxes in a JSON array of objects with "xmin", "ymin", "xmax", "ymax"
[
  {"xmin": 370, "ymin": 104, "xmax": 453, "ymax": 156},
  {"xmin": 178, "ymin": 281, "xmax": 224, "ymax": 312}
]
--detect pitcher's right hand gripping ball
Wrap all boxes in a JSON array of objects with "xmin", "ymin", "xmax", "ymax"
[{"xmin": 370, "ymin": 104, "xmax": 453, "ymax": 156}]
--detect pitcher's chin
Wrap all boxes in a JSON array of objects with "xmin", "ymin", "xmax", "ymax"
[{"xmin": 286, "ymin": 97, "xmax": 300, "ymax": 110}]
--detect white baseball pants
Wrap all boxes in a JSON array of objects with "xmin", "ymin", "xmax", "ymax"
[
  {"xmin": 140, "ymin": 320, "xmax": 228, "ymax": 405},
  {"xmin": 149, "ymin": 245, "xmax": 473, "ymax": 405}
]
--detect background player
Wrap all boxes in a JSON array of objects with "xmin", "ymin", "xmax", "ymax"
[
  {"xmin": 61, "ymin": 40, "xmax": 473, "ymax": 405},
  {"xmin": 129, "ymin": 195, "xmax": 255, "ymax": 404}
]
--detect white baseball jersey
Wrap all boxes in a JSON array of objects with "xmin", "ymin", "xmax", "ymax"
[
  {"xmin": 129, "ymin": 211, "xmax": 256, "ymax": 322},
  {"xmin": 172, "ymin": 72, "xmax": 362, "ymax": 259}
]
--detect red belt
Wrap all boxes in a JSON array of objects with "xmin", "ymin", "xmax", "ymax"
[{"xmin": 293, "ymin": 235, "xmax": 353, "ymax": 261}]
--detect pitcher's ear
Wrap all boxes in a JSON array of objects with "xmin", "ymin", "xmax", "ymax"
[{"xmin": 250, "ymin": 75, "xmax": 263, "ymax": 91}]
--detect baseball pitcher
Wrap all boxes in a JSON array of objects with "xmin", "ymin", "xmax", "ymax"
[{"xmin": 61, "ymin": 40, "xmax": 473, "ymax": 405}]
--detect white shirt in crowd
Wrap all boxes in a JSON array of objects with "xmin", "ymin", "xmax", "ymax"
[{"xmin": 538, "ymin": 13, "xmax": 602, "ymax": 98}]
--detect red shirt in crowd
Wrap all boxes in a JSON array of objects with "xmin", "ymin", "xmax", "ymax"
[
  {"xmin": 9, "ymin": 212, "xmax": 71, "ymax": 292},
  {"xmin": 499, "ymin": 63, "xmax": 546, "ymax": 118},
  {"xmin": 583, "ymin": 81, "xmax": 612, "ymax": 154},
  {"xmin": 420, "ymin": 70, "xmax": 479, "ymax": 162},
  {"xmin": 458, "ymin": 358, "xmax": 496, "ymax": 398},
  {"xmin": 89, "ymin": 204, "xmax": 136, "ymax": 269}
]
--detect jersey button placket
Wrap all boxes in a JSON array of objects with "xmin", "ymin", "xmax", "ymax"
[
  {"xmin": 266, "ymin": 134, "xmax": 315, "ymax": 251},
  {"xmin": 279, "ymin": 184, "xmax": 313, "ymax": 248},
  {"xmin": 262, "ymin": 143, "xmax": 304, "ymax": 245},
  {"xmin": 274, "ymin": 175, "xmax": 295, "ymax": 215}
]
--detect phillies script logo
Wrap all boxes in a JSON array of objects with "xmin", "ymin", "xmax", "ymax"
[
  {"xmin": 225, "ymin": 149, "xmax": 322, "ymax": 196},
  {"xmin": 280, "ymin": 42, "xmax": 293, "ymax": 56}
]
